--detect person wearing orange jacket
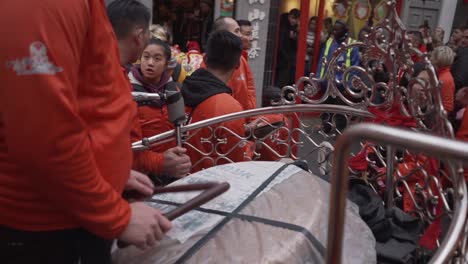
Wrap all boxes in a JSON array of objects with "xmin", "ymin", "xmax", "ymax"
[
  {"xmin": 431, "ymin": 46, "xmax": 456, "ymax": 113},
  {"xmin": 182, "ymin": 30, "xmax": 254, "ymax": 172},
  {"xmin": 128, "ymin": 38, "xmax": 191, "ymax": 183},
  {"xmin": 210, "ymin": 17, "xmax": 257, "ymax": 111},
  {"xmin": 0, "ymin": 0, "xmax": 170, "ymax": 263}
]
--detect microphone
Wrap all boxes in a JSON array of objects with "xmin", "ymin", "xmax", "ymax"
[{"xmin": 165, "ymin": 90, "xmax": 186, "ymax": 146}]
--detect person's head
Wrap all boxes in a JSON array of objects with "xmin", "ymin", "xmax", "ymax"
[
  {"xmin": 107, "ymin": 0, "xmax": 151, "ymax": 64},
  {"xmin": 333, "ymin": 20, "xmax": 348, "ymax": 41},
  {"xmin": 462, "ymin": 27, "xmax": 468, "ymax": 48},
  {"xmin": 212, "ymin": 17, "xmax": 241, "ymax": 37},
  {"xmin": 205, "ymin": 30, "xmax": 242, "ymax": 75},
  {"xmin": 140, "ymin": 38, "xmax": 172, "ymax": 83},
  {"xmin": 418, "ymin": 24, "xmax": 429, "ymax": 35},
  {"xmin": 149, "ymin": 24, "xmax": 169, "ymax": 42},
  {"xmin": 262, "ymin": 86, "xmax": 282, "ymax": 107},
  {"xmin": 288, "ymin": 9, "xmax": 300, "ymax": 27},
  {"xmin": 451, "ymin": 25, "xmax": 465, "ymax": 43},
  {"xmin": 308, "ymin": 16, "xmax": 318, "ymax": 32},
  {"xmin": 200, "ymin": 0, "xmax": 213, "ymax": 16},
  {"xmin": 430, "ymin": 46, "xmax": 455, "ymax": 69},
  {"xmin": 323, "ymin": 17, "xmax": 333, "ymax": 36},
  {"xmin": 237, "ymin": 19, "xmax": 253, "ymax": 50},
  {"xmin": 409, "ymin": 31, "xmax": 423, "ymax": 48},
  {"xmin": 433, "ymin": 27, "xmax": 445, "ymax": 40}
]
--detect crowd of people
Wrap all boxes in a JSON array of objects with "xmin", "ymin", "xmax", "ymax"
[{"xmin": 0, "ymin": 1, "xmax": 467, "ymax": 263}]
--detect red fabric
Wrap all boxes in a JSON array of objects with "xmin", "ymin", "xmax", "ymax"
[
  {"xmin": 411, "ymin": 44, "xmax": 427, "ymax": 63},
  {"xmin": 254, "ymin": 114, "xmax": 290, "ymax": 161},
  {"xmin": 368, "ymin": 103, "xmax": 417, "ymax": 128},
  {"xmin": 186, "ymin": 41, "xmax": 201, "ymax": 53},
  {"xmin": 438, "ymin": 67, "xmax": 455, "ymax": 113},
  {"xmin": 130, "ymin": 105, "xmax": 172, "ymax": 175},
  {"xmin": 227, "ymin": 56, "xmax": 257, "ymax": 110},
  {"xmin": 186, "ymin": 93, "xmax": 254, "ymax": 173},
  {"xmin": 0, "ymin": 0, "xmax": 134, "ymax": 239},
  {"xmin": 242, "ymin": 50, "xmax": 248, "ymax": 60},
  {"xmin": 348, "ymin": 148, "xmax": 370, "ymax": 171}
]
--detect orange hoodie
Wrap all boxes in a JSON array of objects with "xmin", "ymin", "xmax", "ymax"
[
  {"xmin": 182, "ymin": 69, "xmax": 254, "ymax": 172},
  {"xmin": 0, "ymin": 0, "xmax": 134, "ymax": 239}
]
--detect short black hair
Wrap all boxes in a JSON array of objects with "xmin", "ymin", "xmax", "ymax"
[
  {"xmin": 289, "ymin": 8, "xmax": 300, "ymax": 18},
  {"xmin": 453, "ymin": 24, "xmax": 467, "ymax": 31},
  {"xmin": 335, "ymin": 19, "xmax": 349, "ymax": 32},
  {"xmin": 146, "ymin": 38, "xmax": 171, "ymax": 62},
  {"xmin": 309, "ymin": 16, "xmax": 318, "ymax": 23},
  {"xmin": 409, "ymin": 30, "xmax": 423, "ymax": 42},
  {"xmin": 107, "ymin": 0, "xmax": 151, "ymax": 40},
  {"xmin": 237, "ymin": 19, "xmax": 251, "ymax": 27},
  {"xmin": 262, "ymin": 86, "xmax": 282, "ymax": 107},
  {"xmin": 206, "ymin": 30, "xmax": 242, "ymax": 72}
]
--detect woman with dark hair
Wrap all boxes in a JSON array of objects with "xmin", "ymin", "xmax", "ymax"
[{"xmin": 129, "ymin": 38, "xmax": 191, "ymax": 184}]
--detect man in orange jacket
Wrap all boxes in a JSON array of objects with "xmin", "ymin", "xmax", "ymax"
[
  {"xmin": 0, "ymin": 0, "xmax": 170, "ymax": 263},
  {"xmin": 211, "ymin": 16, "xmax": 257, "ymax": 110},
  {"xmin": 182, "ymin": 30, "xmax": 254, "ymax": 172}
]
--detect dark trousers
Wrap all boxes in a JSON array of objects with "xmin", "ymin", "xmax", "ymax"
[{"xmin": 0, "ymin": 226, "xmax": 113, "ymax": 264}]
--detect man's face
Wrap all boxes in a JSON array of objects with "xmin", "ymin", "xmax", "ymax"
[
  {"xmin": 240, "ymin": 25, "xmax": 253, "ymax": 50},
  {"xmin": 333, "ymin": 23, "xmax": 346, "ymax": 41},
  {"xmin": 288, "ymin": 14, "xmax": 298, "ymax": 27},
  {"xmin": 308, "ymin": 19, "xmax": 317, "ymax": 32},
  {"xmin": 224, "ymin": 17, "xmax": 241, "ymax": 38},
  {"xmin": 200, "ymin": 3, "xmax": 211, "ymax": 16},
  {"xmin": 461, "ymin": 29, "xmax": 468, "ymax": 48},
  {"xmin": 452, "ymin": 29, "xmax": 462, "ymax": 42},
  {"xmin": 409, "ymin": 33, "xmax": 421, "ymax": 48}
]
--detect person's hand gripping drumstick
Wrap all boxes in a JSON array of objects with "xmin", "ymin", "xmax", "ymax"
[{"xmin": 120, "ymin": 170, "xmax": 172, "ymax": 250}]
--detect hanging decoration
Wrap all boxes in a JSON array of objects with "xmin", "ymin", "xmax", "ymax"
[
  {"xmin": 354, "ymin": 1, "xmax": 371, "ymax": 20},
  {"xmin": 333, "ymin": 1, "xmax": 349, "ymax": 20},
  {"xmin": 373, "ymin": 0, "xmax": 388, "ymax": 24}
]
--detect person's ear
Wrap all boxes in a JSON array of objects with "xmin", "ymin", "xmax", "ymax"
[
  {"xmin": 203, "ymin": 54, "xmax": 207, "ymax": 64},
  {"xmin": 135, "ymin": 28, "xmax": 147, "ymax": 47}
]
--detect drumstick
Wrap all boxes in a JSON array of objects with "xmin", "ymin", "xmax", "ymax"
[{"xmin": 117, "ymin": 182, "xmax": 230, "ymax": 248}]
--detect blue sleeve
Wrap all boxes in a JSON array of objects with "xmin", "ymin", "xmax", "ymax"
[
  {"xmin": 315, "ymin": 46, "xmax": 326, "ymax": 77},
  {"xmin": 351, "ymin": 46, "xmax": 360, "ymax": 67}
]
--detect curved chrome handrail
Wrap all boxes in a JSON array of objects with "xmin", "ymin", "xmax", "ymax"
[
  {"xmin": 329, "ymin": 123, "xmax": 468, "ymax": 264},
  {"xmin": 131, "ymin": 104, "xmax": 373, "ymax": 151}
]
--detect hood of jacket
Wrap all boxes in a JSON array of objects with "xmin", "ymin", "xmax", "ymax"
[{"xmin": 182, "ymin": 68, "xmax": 232, "ymax": 108}]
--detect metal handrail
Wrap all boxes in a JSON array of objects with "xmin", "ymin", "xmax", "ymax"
[
  {"xmin": 131, "ymin": 104, "xmax": 373, "ymax": 151},
  {"xmin": 328, "ymin": 123, "xmax": 468, "ymax": 264}
]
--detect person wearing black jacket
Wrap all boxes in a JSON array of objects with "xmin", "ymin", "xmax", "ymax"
[
  {"xmin": 451, "ymin": 26, "xmax": 468, "ymax": 91},
  {"xmin": 275, "ymin": 9, "xmax": 300, "ymax": 88}
]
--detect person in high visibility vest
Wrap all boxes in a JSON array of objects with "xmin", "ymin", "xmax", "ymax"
[{"xmin": 315, "ymin": 20, "xmax": 360, "ymax": 90}]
